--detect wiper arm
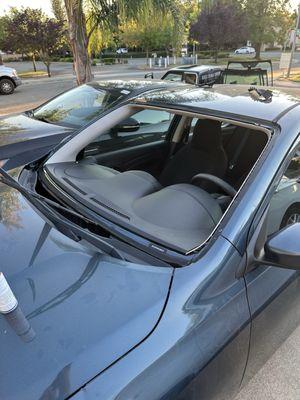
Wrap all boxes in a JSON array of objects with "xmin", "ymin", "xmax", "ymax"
[
  {"xmin": 34, "ymin": 116, "xmax": 52, "ymax": 124},
  {"xmin": 0, "ymin": 168, "xmax": 124, "ymax": 260}
]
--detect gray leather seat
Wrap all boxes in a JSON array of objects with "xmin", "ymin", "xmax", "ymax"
[{"xmin": 159, "ymin": 119, "xmax": 228, "ymax": 187}]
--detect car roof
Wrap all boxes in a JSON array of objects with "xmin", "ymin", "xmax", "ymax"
[
  {"xmin": 166, "ymin": 65, "xmax": 223, "ymax": 73},
  {"xmin": 133, "ymin": 84, "xmax": 300, "ymax": 123}
]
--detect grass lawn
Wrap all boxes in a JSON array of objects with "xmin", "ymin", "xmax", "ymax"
[
  {"xmin": 18, "ymin": 70, "xmax": 48, "ymax": 78},
  {"xmin": 289, "ymin": 74, "xmax": 300, "ymax": 82}
]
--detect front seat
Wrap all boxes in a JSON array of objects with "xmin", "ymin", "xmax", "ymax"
[{"xmin": 159, "ymin": 119, "xmax": 228, "ymax": 187}]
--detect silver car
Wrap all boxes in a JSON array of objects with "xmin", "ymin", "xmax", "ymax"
[{"xmin": 0, "ymin": 65, "xmax": 22, "ymax": 94}]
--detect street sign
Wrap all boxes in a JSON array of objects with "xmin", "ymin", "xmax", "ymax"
[{"xmin": 280, "ymin": 52, "xmax": 292, "ymax": 69}]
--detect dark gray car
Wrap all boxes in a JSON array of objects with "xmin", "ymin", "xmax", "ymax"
[{"xmin": 2, "ymin": 85, "xmax": 300, "ymax": 400}]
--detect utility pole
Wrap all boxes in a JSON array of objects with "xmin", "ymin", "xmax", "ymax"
[{"xmin": 287, "ymin": 3, "xmax": 300, "ymax": 77}]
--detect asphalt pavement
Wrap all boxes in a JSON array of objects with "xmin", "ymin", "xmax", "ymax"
[{"xmin": 0, "ymin": 64, "xmax": 163, "ymax": 115}]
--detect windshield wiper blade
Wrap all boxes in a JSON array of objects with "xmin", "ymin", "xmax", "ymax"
[
  {"xmin": 0, "ymin": 168, "xmax": 124, "ymax": 260},
  {"xmin": 34, "ymin": 116, "xmax": 52, "ymax": 124}
]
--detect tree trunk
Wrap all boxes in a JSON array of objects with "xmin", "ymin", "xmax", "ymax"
[
  {"xmin": 0, "ymin": 53, "xmax": 3, "ymax": 66},
  {"xmin": 214, "ymin": 49, "xmax": 219, "ymax": 63},
  {"xmin": 146, "ymin": 48, "xmax": 149, "ymax": 66},
  {"xmin": 32, "ymin": 54, "xmax": 37, "ymax": 72},
  {"xmin": 46, "ymin": 63, "xmax": 51, "ymax": 77},
  {"xmin": 64, "ymin": 0, "xmax": 93, "ymax": 85},
  {"xmin": 254, "ymin": 43, "xmax": 261, "ymax": 59}
]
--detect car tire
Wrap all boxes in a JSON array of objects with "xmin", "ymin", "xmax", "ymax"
[
  {"xmin": 280, "ymin": 204, "xmax": 300, "ymax": 229},
  {"xmin": 0, "ymin": 78, "xmax": 15, "ymax": 95}
]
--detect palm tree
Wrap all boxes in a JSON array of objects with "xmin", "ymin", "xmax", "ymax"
[
  {"xmin": 64, "ymin": 0, "xmax": 93, "ymax": 85},
  {"xmin": 64, "ymin": 0, "xmax": 180, "ymax": 85}
]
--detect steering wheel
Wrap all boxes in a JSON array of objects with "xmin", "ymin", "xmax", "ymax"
[{"xmin": 191, "ymin": 173, "xmax": 237, "ymax": 198}]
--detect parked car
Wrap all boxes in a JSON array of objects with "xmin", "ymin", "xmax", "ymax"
[
  {"xmin": 223, "ymin": 59, "xmax": 274, "ymax": 86},
  {"xmin": 116, "ymin": 48, "xmax": 128, "ymax": 54},
  {"xmin": 0, "ymin": 79, "xmax": 185, "ymax": 170},
  {"xmin": 0, "ymin": 65, "xmax": 22, "ymax": 94},
  {"xmin": 146, "ymin": 65, "xmax": 224, "ymax": 86},
  {"xmin": 234, "ymin": 46, "xmax": 256, "ymax": 55},
  {"xmin": 1, "ymin": 85, "xmax": 300, "ymax": 400}
]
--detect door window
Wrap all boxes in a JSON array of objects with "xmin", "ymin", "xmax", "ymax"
[
  {"xmin": 85, "ymin": 109, "xmax": 173, "ymax": 155},
  {"xmin": 162, "ymin": 72, "xmax": 183, "ymax": 82}
]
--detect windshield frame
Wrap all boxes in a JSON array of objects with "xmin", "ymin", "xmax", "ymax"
[{"xmin": 36, "ymin": 102, "xmax": 272, "ymax": 261}]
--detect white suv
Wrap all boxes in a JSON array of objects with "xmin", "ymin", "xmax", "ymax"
[
  {"xmin": 234, "ymin": 46, "xmax": 255, "ymax": 55},
  {"xmin": 0, "ymin": 65, "xmax": 22, "ymax": 94}
]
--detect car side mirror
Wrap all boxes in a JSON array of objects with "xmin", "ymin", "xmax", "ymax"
[
  {"xmin": 144, "ymin": 72, "xmax": 154, "ymax": 79},
  {"xmin": 116, "ymin": 117, "xmax": 140, "ymax": 133},
  {"xmin": 264, "ymin": 223, "xmax": 300, "ymax": 270}
]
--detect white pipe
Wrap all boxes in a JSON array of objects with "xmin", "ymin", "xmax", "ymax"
[{"xmin": 0, "ymin": 272, "xmax": 18, "ymax": 314}]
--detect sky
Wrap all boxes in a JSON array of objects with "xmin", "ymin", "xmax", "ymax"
[
  {"xmin": 0, "ymin": 0, "xmax": 53, "ymax": 16},
  {"xmin": 0, "ymin": 0, "xmax": 299, "ymax": 16}
]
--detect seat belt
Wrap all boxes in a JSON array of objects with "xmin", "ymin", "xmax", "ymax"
[
  {"xmin": 165, "ymin": 121, "xmax": 190, "ymax": 165},
  {"xmin": 229, "ymin": 129, "xmax": 251, "ymax": 170}
]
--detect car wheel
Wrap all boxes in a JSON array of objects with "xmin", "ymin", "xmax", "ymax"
[
  {"xmin": 0, "ymin": 78, "xmax": 15, "ymax": 95},
  {"xmin": 280, "ymin": 205, "xmax": 300, "ymax": 229}
]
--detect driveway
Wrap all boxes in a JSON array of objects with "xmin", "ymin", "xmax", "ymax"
[{"xmin": 235, "ymin": 324, "xmax": 300, "ymax": 400}]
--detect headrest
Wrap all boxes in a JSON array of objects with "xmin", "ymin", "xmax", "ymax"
[{"xmin": 191, "ymin": 119, "xmax": 222, "ymax": 152}]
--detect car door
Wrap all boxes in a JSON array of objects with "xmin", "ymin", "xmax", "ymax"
[
  {"xmin": 242, "ymin": 142, "xmax": 300, "ymax": 384},
  {"xmin": 83, "ymin": 109, "xmax": 176, "ymax": 177}
]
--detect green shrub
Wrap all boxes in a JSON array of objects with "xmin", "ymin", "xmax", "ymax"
[
  {"xmin": 218, "ymin": 52, "xmax": 230, "ymax": 58},
  {"xmin": 59, "ymin": 56, "xmax": 73, "ymax": 62},
  {"xmin": 102, "ymin": 58, "xmax": 116, "ymax": 65}
]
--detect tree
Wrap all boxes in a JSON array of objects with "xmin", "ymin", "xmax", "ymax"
[
  {"xmin": 190, "ymin": 0, "xmax": 248, "ymax": 62},
  {"xmin": 51, "ymin": 0, "xmax": 66, "ymax": 23},
  {"xmin": 1, "ymin": 8, "xmax": 65, "ymax": 75},
  {"xmin": 1, "ymin": 8, "xmax": 39, "ymax": 71},
  {"xmin": 0, "ymin": 17, "xmax": 6, "ymax": 65},
  {"xmin": 64, "ymin": 0, "xmax": 93, "ymax": 85},
  {"xmin": 243, "ymin": 0, "xmax": 292, "ymax": 58},
  {"xmin": 37, "ymin": 17, "xmax": 66, "ymax": 77},
  {"xmin": 120, "ymin": 4, "xmax": 182, "ymax": 61}
]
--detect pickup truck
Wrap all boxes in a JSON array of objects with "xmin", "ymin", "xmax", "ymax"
[{"xmin": 0, "ymin": 65, "xmax": 22, "ymax": 94}]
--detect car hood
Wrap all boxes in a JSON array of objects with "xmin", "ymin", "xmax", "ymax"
[
  {"xmin": 0, "ymin": 114, "xmax": 74, "ymax": 169},
  {"xmin": 0, "ymin": 113, "xmax": 73, "ymax": 147},
  {"xmin": 0, "ymin": 181, "xmax": 173, "ymax": 400}
]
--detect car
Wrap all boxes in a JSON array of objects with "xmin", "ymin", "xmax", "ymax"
[
  {"xmin": 116, "ymin": 48, "xmax": 128, "ymax": 54},
  {"xmin": 234, "ymin": 46, "xmax": 256, "ymax": 55},
  {"xmin": 0, "ymin": 79, "xmax": 186, "ymax": 170},
  {"xmin": 1, "ymin": 84, "xmax": 300, "ymax": 400},
  {"xmin": 223, "ymin": 59, "xmax": 274, "ymax": 86},
  {"xmin": 146, "ymin": 65, "xmax": 224, "ymax": 86},
  {"xmin": 0, "ymin": 64, "xmax": 22, "ymax": 94}
]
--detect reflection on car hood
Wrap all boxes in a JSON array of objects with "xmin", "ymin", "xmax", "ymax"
[
  {"xmin": 0, "ymin": 114, "xmax": 73, "ymax": 147},
  {"xmin": 0, "ymin": 180, "xmax": 173, "ymax": 400}
]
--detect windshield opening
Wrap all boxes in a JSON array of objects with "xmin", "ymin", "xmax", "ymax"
[{"xmin": 33, "ymin": 104, "xmax": 269, "ymax": 257}]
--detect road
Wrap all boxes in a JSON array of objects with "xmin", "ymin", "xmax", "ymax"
[
  {"xmin": 1, "ymin": 60, "xmax": 300, "ymax": 400},
  {"xmin": 0, "ymin": 64, "xmax": 163, "ymax": 115}
]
